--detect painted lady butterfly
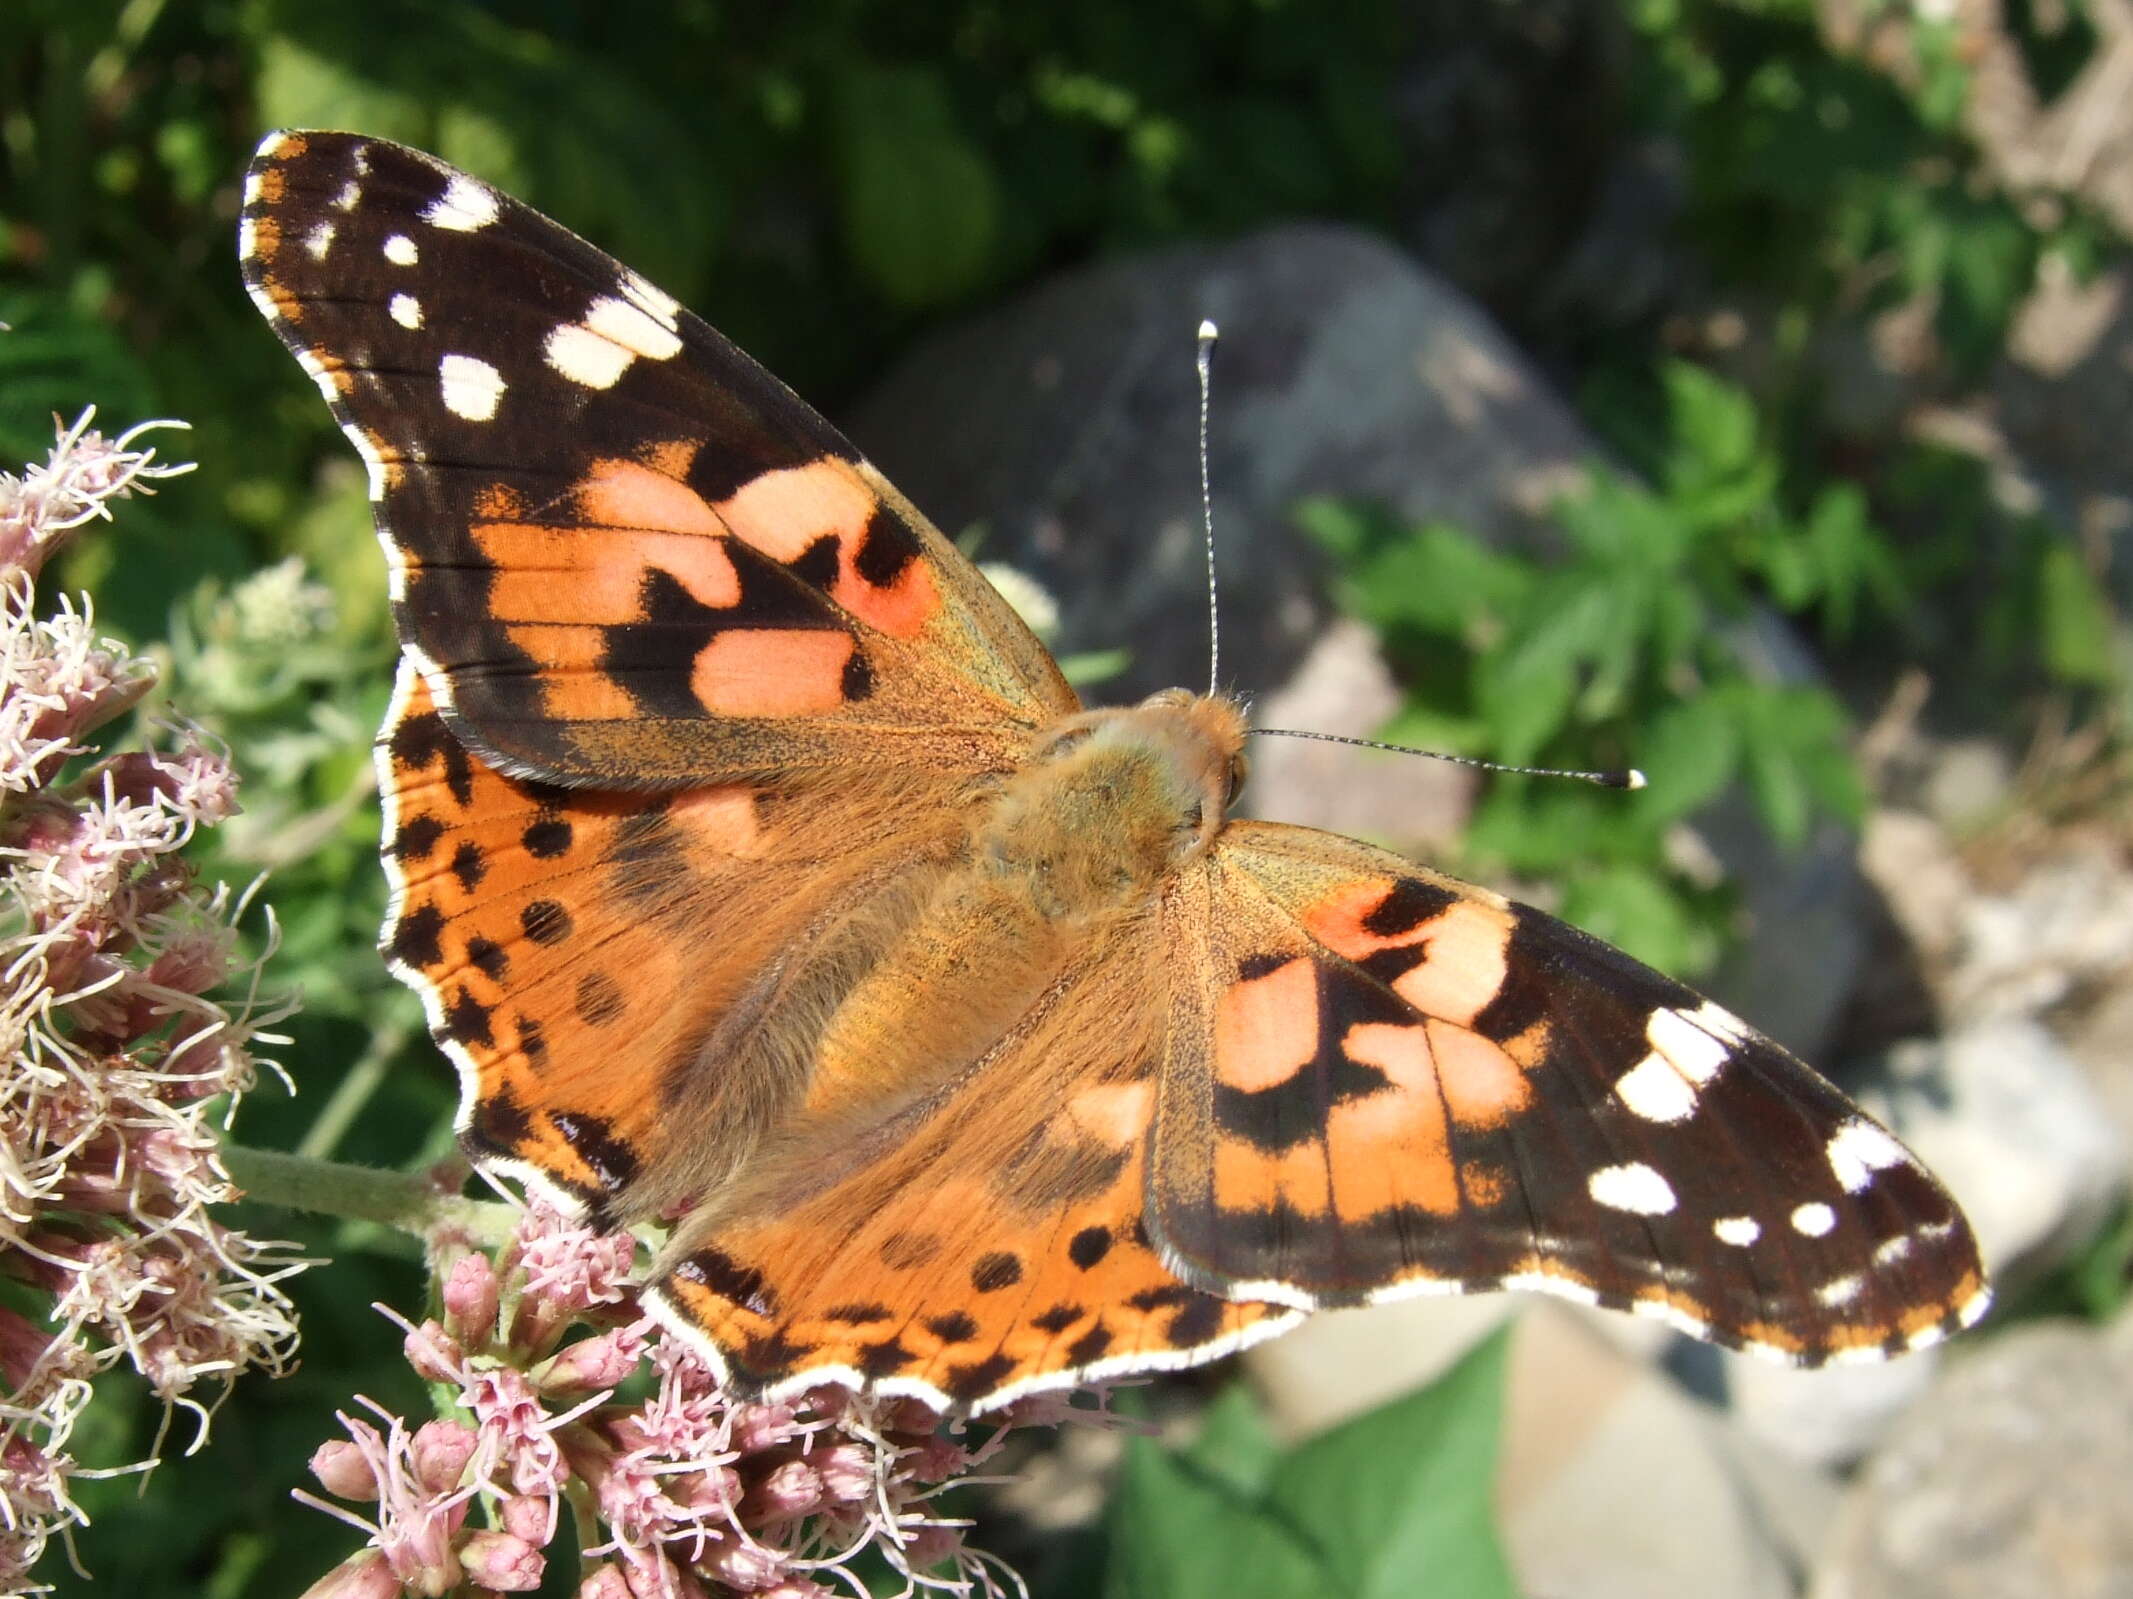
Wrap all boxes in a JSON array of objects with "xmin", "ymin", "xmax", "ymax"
[{"xmin": 239, "ymin": 131, "xmax": 1990, "ymax": 1415}]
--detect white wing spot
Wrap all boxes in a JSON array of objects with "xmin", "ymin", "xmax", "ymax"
[
  {"xmin": 544, "ymin": 324, "xmax": 634, "ymax": 390},
  {"xmin": 1501, "ymin": 1271, "xmax": 1601, "ymax": 1307},
  {"xmin": 1815, "ymin": 1272, "xmax": 1864, "ymax": 1308},
  {"xmin": 1689, "ymin": 999, "xmax": 1752, "ymax": 1046},
  {"xmin": 1791, "ymin": 1201, "xmax": 1837, "ymax": 1237},
  {"xmin": 584, "ymin": 295, "xmax": 684, "ymax": 361},
  {"xmin": 1588, "ymin": 1162, "xmax": 1677, "ymax": 1216},
  {"xmin": 543, "ymin": 296, "xmax": 686, "ymax": 390},
  {"xmin": 237, "ymin": 216, "xmax": 261, "ymax": 263},
  {"xmin": 1873, "ymin": 1232, "xmax": 1915, "ymax": 1266},
  {"xmin": 384, "ymin": 234, "xmax": 419, "ymax": 267},
  {"xmin": 1631, "ymin": 1296, "xmax": 1709, "ymax": 1340},
  {"xmin": 438, "ymin": 354, "xmax": 506, "ymax": 421},
  {"xmin": 1615, "ymin": 1050, "xmax": 1697, "ymax": 1123},
  {"xmin": 424, "ymin": 173, "xmax": 498, "ymax": 231},
  {"xmin": 1827, "ymin": 1118, "xmax": 1908, "ymax": 1194},
  {"xmin": 1714, "ymin": 1215, "xmax": 1760, "ymax": 1247},
  {"xmin": 618, "ymin": 270, "xmax": 681, "ymax": 330},
  {"xmin": 304, "ymin": 221, "xmax": 336, "ymax": 260},
  {"xmin": 389, "ymin": 294, "xmax": 423, "ymax": 330},
  {"xmin": 1646, "ymin": 1004, "xmax": 1732, "ymax": 1085},
  {"xmin": 333, "ymin": 179, "xmax": 363, "ymax": 212}
]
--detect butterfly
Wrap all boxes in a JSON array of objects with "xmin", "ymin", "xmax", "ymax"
[{"xmin": 238, "ymin": 130, "xmax": 1989, "ymax": 1415}]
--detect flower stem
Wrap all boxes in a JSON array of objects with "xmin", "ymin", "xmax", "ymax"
[{"xmin": 222, "ymin": 1144, "xmax": 517, "ymax": 1247}]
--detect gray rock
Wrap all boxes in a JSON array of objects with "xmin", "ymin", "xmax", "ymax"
[
  {"xmin": 1949, "ymin": 840, "xmax": 2133, "ymax": 1028},
  {"xmin": 1502, "ymin": 1304, "xmax": 1832, "ymax": 1599},
  {"xmin": 846, "ymin": 223, "xmax": 1593, "ymax": 706},
  {"xmin": 1715, "ymin": 1342, "xmax": 1942, "ymax": 1472},
  {"xmin": 1811, "ymin": 1316, "xmax": 2133, "ymax": 1599},
  {"xmin": 1850, "ymin": 1018, "xmax": 2127, "ymax": 1298}
]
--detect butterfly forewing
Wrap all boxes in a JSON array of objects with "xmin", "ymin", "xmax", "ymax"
[
  {"xmin": 240, "ymin": 130, "xmax": 1073, "ymax": 790},
  {"xmin": 1149, "ymin": 822, "xmax": 1989, "ymax": 1364}
]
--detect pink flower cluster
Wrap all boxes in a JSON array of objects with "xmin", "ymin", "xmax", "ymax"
[
  {"xmin": 301, "ymin": 1203, "xmax": 1108, "ymax": 1599},
  {"xmin": 0, "ymin": 411, "xmax": 302, "ymax": 1591}
]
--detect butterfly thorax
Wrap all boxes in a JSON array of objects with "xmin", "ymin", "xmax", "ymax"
[
  {"xmin": 978, "ymin": 689, "xmax": 1248, "ymax": 915},
  {"xmin": 757, "ymin": 692, "xmax": 1246, "ymax": 1145}
]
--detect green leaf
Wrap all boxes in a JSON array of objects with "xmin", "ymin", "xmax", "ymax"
[
  {"xmin": 1105, "ymin": 1435, "xmax": 1326, "ymax": 1599},
  {"xmin": 254, "ymin": 34, "xmax": 428, "ymax": 141},
  {"xmin": 1634, "ymin": 694, "xmax": 1743, "ymax": 824},
  {"xmin": 1266, "ymin": 1330, "xmax": 1518, "ymax": 1599},
  {"xmin": 1476, "ymin": 643, "xmax": 1576, "ymax": 766},
  {"xmin": 1663, "ymin": 360, "xmax": 1760, "ymax": 485},
  {"xmin": 1561, "ymin": 861, "xmax": 1715, "ymax": 976},
  {"xmin": 1734, "ymin": 686, "xmax": 1859, "ymax": 847},
  {"xmin": 1182, "ymin": 1384, "xmax": 1282, "ymax": 1499},
  {"xmin": 2037, "ymin": 540, "xmax": 2118, "ymax": 684},
  {"xmin": 832, "ymin": 65, "xmax": 1000, "ymax": 308}
]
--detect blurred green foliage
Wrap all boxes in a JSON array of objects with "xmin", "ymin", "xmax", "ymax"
[
  {"xmin": 2, "ymin": 0, "xmax": 2128, "ymax": 1594},
  {"xmin": 1100, "ymin": 1334, "xmax": 1514, "ymax": 1599},
  {"xmin": 1302, "ymin": 360, "xmax": 1883, "ymax": 973}
]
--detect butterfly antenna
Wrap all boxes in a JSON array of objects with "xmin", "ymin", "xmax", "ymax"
[
  {"xmin": 1253, "ymin": 727, "xmax": 1647, "ymax": 790},
  {"xmin": 1197, "ymin": 318, "xmax": 1221, "ymax": 698}
]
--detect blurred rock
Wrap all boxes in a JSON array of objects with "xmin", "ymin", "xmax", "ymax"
[
  {"xmin": 1950, "ymin": 840, "xmax": 2133, "ymax": 1027},
  {"xmin": 1811, "ymin": 1315, "xmax": 2133, "ymax": 1599},
  {"xmin": 847, "ymin": 223, "xmax": 1593, "ymax": 707},
  {"xmin": 1858, "ymin": 809, "xmax": 1972, "ymax": 968},
  {"xmin": 1501, "ymin": 1305, "xmax": 1833, "ymax": 1599},
  {"xmin": 1850, "ymin": 1018, "xmax": 2127, "ymax": 1297},
  {"xmin": 1711, "ymin": 1344, "xmax": 1942, "ymax": 1472},
  {"xmin": 2067, "ymin": 980, "xmax": 2133, "ymax": 1175},
  {"xmin": 1916, "ymin": 740, "xmax": 2015, "ymax": 836},
  {"xmin": 1246, "ymin": 1293, "xmax": 1517, "ymax": 1440}
]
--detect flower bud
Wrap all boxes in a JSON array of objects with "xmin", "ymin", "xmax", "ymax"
[
  {"xmin": 749, "ymin": 1459, "xmax": 824, "ymax": 1520},
  {"xmin": 308, "ymin": 1439, "xmax": 381, "ymax": 1501},
  {"xmin": 402, "ymin": 1319, "xmax": 465, "ymax": 1382},
  {"xmin": 533, "ymin": 1326, "xmax": 641, "ymax": 1394},
  {"xmin": 409, "ymin": 1419, "xmax": 479, "ymax": 1495},
  {"xmin": 498, "ymin": 1493, "xmax": 554, "ymax": 1545},
  {"xmin": 297, "ymin": 1550, "xmax": 404, "ymax": 1599},
  {"xmin": 458, "ymin": 1529, "xmax": 544, "ymax": 1592},
  {"xmin": 441, "ymin": 1252, "xmax": 501, "ymax": 1344}
]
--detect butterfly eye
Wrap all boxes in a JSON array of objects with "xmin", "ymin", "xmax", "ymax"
[
  {"xmin": 1038, "ymin": 724, "xmax": 1095, "ymax": 763},
  {"xmin": 1225, "ymin": 753, "xmax": 1248, "ymax": 805}
]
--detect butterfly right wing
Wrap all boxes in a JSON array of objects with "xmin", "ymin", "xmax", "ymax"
[
  {"xmin": 242, "ymin": 130, "xmax": 1075, "ymax": 792},
  {"xmin": 1146, "ymin": 822, "xmax": 1990, "ymax": 1366}
]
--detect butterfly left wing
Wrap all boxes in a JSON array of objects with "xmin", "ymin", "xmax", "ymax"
[{"xmin": 1147, "ymin": 821, "xmax": 1990, "ymax": 1366}]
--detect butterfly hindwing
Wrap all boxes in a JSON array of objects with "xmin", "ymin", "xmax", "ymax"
[
  {"xmin": 241, "ymin": 131, "xmax": 1074, "ymax": 791},
  {"xmin": 646, "ymin": 917, "xmax": 1300, "ymax": 1411},
  {"xmin": 1148, "ymin": 821, "xmax": 1990, "ymax": 1364}
]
